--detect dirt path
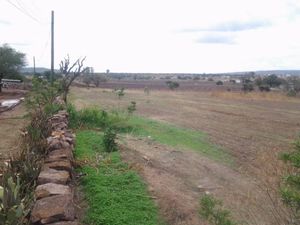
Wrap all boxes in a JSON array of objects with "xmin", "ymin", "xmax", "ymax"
[
  {"xmin": 0, "ymin": 90, "xmax": 27, "ymax": 162},
  {"xmin": 120, "ymin": 136, "xmax": 289, "ymax": 225}
]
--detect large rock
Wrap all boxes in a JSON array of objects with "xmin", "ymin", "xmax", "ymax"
[
  {"xmin": 47, "ymin": 222, "xmax": 80, "ymax": 225},
  {"xmin": 38, "ymin": 169, "xmax": 70, "ymax": 185},
  {"xmin": 43, "ymin": 160, "xmax": 72, "ymax": 173},
  {"xmin": 46, "ymin": 148, "xmax": 73, "ymax": 162},
  {"xmin": 48, "ymin": 138, "xmax": 62, "ymax": 151},
  {"xmin": 31, "ymin": 195, "xmax": 75, "ymax": 224},
  {"xmin": 48, "ymin": 139, "xmax": 71, "ymax": 151},
  {"xmin": 35, "ymin": 183, "xmax": 72, "ymax": 199}
]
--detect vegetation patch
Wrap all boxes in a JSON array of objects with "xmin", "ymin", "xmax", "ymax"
[
  {"xmin": 127, "ymin": 116, "xmax": 233, "ymax": 164},
  {"xmin": 280, "ymin": 137, "xmax": 300, "ymax": 222},
  {"xmin": 76, "ymin": 130, "xmax": 163, "ymax": 225},
  {"xmin": 68, "ymin": 105, "xmax": 232, "ymax": 164},
  {"xmin": 199, "ymin": 194, "xmax": 238, "ymax": 225}
]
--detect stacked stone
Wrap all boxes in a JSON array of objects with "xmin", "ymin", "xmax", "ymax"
[{"xmin": 31, "ymin": 110, "xmax": 79, "ymax": 225}]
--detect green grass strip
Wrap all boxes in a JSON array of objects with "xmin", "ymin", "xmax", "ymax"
[
  {"xmin": 76, "ymin": 130, "xmax": 164, "ymax": 225},
  {"xmin": 127, "ymin": 116, "xmax": 233, "ymax": 165}
]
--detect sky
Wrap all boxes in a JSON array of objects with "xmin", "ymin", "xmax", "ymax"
[{"xmin": 1, "ymin": 0, "xmax": 300, "ymax": 73}]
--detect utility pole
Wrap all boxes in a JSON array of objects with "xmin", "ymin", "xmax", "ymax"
[
  {"xmin": 33, "ymin": 56, "xmax": 36, "ymax": 76},
  {"xmin": 51, "ymin": 10, "xmax": 54, "ymax": 84}
]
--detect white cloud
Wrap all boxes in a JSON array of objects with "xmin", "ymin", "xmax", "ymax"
[{"xmin": 0, "ymin": 0, "xmax": 299, "ymax": 73}]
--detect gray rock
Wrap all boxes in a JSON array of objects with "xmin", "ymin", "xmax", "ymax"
[
  {"xmin": 38, "ymin": 169, "xmax": 70, "ymax": 185},
  {"xmin": 35, "ymin": 183, "xmax": 72, "ymax": 199},
  {"xmin": 31, "ymin": 195, "xmax": 75, "ymax": 224}
]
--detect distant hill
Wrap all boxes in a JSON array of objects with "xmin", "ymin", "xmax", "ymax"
[
  {"xmin": 254, "ymin": 70, "xmax": 300, "ymax": 76},
  {"xmin": 226, "ymin": 70, "xmax": 300, "ymax": 76}
]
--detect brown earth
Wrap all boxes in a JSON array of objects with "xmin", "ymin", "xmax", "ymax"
[
  {"xmin": 120, "ymin": 136, "xmax": 289, "ymax": 225},
  {"xmin": 75, "ymin": 79, "xmax": 242, "ymax": 91},
  {"xmin": 70, "ymin": 85, "xmax": 300, "ymax": 225},
  {"xmin": 0, "ymin": 90, "xmax": 27, "ymax": 163}
]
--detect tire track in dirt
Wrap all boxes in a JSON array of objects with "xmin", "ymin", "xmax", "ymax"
[{"xmin": 119, "ymin": 136, "xmax": 289, "ymax": 225}]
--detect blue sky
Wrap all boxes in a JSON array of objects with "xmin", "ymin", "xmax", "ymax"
[{"xmin": 1, "ymin": 0, "xmax": 300, "ymax": 73}]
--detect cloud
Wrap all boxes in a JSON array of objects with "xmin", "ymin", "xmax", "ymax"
[
  {"xmin": 7, "ymin": 42, "xmax": 30, "ymax": 46},
  {"xmin": 0, "ymin": 19, "xmax": 11, "ymax": 25},
  {"xmin": 196, "ymin": 34, "xmax": 235, "ymax": 44},
  {"xmin": 182, "ymin": 20, "xmax": 271, "ymax": 33}
]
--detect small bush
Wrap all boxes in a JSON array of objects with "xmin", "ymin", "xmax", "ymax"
[
  {"xmin": 199, "ymin": 194, "xmax": 237, "ymax": 225},
  {"xmin": 242, "ymin": 83, "xmax": 254, "ymax": 92},
  {"xmin": 258, "ymin": 85, "xmax": 271, "ymax": 92},
  {"xmin": 280, "ymin": 139, "xmax": 300, "ymax": 220},
  {"xmin": 287, "ymin": 89, "xmax": 297, "ymax": 97},
  {"xmin": 144, "ymin": 86, "xmax": 150, "ymax": 95},
  {"xmin": 127, "ymin": 101, "xmax": 136, "ymax": 114},
  {"xmin": 216, "ymin": 81, "xmax": 223, "ymax": 85},
  {"xmin": 115, "ymin": 87, "xmax": 125, "ymax": 99},
  {"xmin": 166, "ymin": 81, "xmax": 179, "ymax": 90},
  {"xmin": 67, "ymin": 104, "xmax": 132, "ymax": 132},
  {"xmin": 67, "ymin": 104, "xmax": 108, "ymax": 129},
  {"xmin": 103, "ymin": 128, "xmax": 117, "ymax": 152}
]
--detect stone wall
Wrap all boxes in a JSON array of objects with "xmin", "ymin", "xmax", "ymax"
[{"xmin": 30, "ymin": 110, "xmax": 79, "ymax": 225}]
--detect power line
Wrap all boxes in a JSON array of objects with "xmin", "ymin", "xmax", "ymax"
[
  {"xmin": 5, "ymin": 0, "xmax": 41, "ymax": 23},
  {"xmin": 15, "ymin": 0, "xmax": 38, "ymax": 19}
]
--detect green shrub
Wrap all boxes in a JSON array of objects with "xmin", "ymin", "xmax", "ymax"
[
  {"xmin": 67, "ymin": 104, "xmax": 108, "ymax": 129},
  {"xmin": 258, "ymin": 85, "xmax": 271, "ymax": 92},
  {"xmin": 287, "ymin": 89, "xmax": 297, "ymax": 97},
  {"xmin": 127, "ymin": 101, "xmax": 136, "ymax": 114},
  {"xmin": 199, "ymin": 194, "xmax": 237, "ymax": 225},
  {"xmin": 103, "ymin": 128, "xmax": 117, "ymax": 152},
  {"xmin": 67, "ymin": 104, "xmax": 132, "ymax": 132},
  {"xmin": 280, "ymin": 139, "xmax": 300, "ymax": 219},
  {"xmin": 115, "ymin": 87, "xmax": 125, "ymax": 99},
  {"xmin": 166, "ymin": 81, "xmax": 179, "ymax": 90},
  {"xmin": 242, "ymin": 83, "xmax": 254, "ymax": 92}
]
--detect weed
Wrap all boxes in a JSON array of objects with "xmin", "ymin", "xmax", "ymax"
[
  {"xmin": 280, "ymin": 138, "xmax": 300, "ymax": 222},
  {"xmin": 127, "ymin": 116, "xmax": 233, "ymax": 164},
  {"xmin": 103, "ymin": 128, "xmax": 117, "ymax": 152},
  {"xmin": 127, "ymin": 101, "xmax": 137, "ymax": 114},
  {"xmin": 199, "ymin": 194, "xmax": 238, "ymax": 225},
  {"xmin": 115, "ymin": 87, "xmax": 125, "ymax": 99},
  {"xmin": 0, "ymin": 78, "xmax": 62, "ymax": 224},
  {"xmin": 75, "ymin": 130, "xmax": 164, "ymax": 225},
  {"xmin": 68, "ymin": 105, "xmax": 232, "ymax": 164}
]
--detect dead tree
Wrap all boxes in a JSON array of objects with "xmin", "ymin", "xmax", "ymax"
[{"xmin": 59, "ymin": 55, "xmax": 87, "ymax": 103}]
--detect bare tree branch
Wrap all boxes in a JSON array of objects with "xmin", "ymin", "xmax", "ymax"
[{"xmin": 59, "ymin": 55, "xmax": 87, "ymax": 103}]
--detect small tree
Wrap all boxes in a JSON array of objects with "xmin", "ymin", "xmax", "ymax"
[
  {"xmin": 0, "ymin": 44, "xmax": 26, "ymax": 81},
  {"xmin": 166, "ymin": 81, "xmax": 179, "ymax": 90},
  {"xmin": 242, "ymin": 83, "xmax": 254, "ymax": 92},
  {"xmin": 144, "ymin": 86, "xmax": 150, "ymax": 95},
  {"xmin": 59, "ymin": 55, "xmax": 87, "ymax": 103},
  {"xmin": 263, "ymin": 74, "xmax": 282, "ymax": 88},
  {"xmin": 115, "ymin": 87, "xmax": 125, "ymax": 99},
  {"xmin": 127, "ymin": 101, "xmax": 136, "ymax": 114},
  {"xmin": 216, "ymin": 80, "xmax": 223, "ymax": 85},
  {"xmin": 92, "ymin": 74, "xmax": 107, "ymax": 87},
  {"xmin": 103, "ymin": 127, "xmax": 117, "ymax": 152}
]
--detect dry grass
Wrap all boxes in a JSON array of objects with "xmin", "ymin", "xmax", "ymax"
[
  {"xmin": 70, "ymin": 86, "xmax": 300, "ymax": 224},
  {"xmin": 0, "ymin": 103, "xmax": 27, "ymax": 162},
  {"xmin": 210, "ymin": 90, "xmax": 300, "ymax": 102}
]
